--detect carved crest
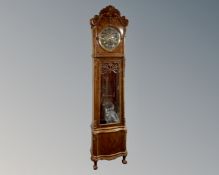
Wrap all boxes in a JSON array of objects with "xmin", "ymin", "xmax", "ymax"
[{"xmin": 90, "ymin": 5, "xmax": 128, "ymax": 28}]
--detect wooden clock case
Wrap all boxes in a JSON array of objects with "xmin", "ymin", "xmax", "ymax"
[{"xmin": 90, "ymin": 5, "xmax": 128, "ymax": 170}]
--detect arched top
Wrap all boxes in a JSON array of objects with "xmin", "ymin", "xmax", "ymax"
[{"xmin": 90, "ymin": 5, "xmax": 128, "ymax": 28}]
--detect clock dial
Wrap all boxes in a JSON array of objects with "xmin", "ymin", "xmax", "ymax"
[{"xmin": 98, "ymin": 27, "xmax": 121, "ymax": 51}]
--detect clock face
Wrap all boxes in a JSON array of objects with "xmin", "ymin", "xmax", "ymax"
[{"xmin": 98, "ymin": 27, "xmax": 121, "ymax": 51}]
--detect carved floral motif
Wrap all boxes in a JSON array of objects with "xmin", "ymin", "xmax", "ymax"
[{"xmin": 101, "ymin": 63, "xmax": 119, "ymax": 74}]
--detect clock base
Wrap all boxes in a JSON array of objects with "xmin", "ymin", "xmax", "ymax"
[{"xmin": 91, "ymin": 127, "xmax": 127, "ymax": 169}]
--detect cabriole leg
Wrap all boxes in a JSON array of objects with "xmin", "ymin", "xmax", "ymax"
[
  {"xmin": 122, "ymin": 155, "xmax": 127, "ymax": 164},
  {"xmin": 93, "ymin": 160, "xmax": 98, "ymax": 170}
]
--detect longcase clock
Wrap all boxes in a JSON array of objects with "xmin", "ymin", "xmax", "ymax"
[{"xmin": 90, "ymin": 5, "xmax": 129, "ymax": 170}]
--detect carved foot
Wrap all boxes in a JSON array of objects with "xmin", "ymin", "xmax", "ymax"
[
  {"xmin": 122, "ymin": 156, "xmax": 127, "ymax": 164},
  {"xmin": 93, "ymin": 161, "xmax": 98, "ymax": 170}
]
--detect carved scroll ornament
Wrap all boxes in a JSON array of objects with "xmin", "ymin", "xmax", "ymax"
[{"xmin": 90, "ymin": 5, "xmax": 128, "ymax": 28}]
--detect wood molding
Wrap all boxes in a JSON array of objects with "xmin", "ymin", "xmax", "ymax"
[{"xmin": 91, "ymin": 151, "xmax": 128, "ymax": 161}]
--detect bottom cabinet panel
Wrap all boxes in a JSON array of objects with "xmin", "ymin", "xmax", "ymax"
[{"xmin": 96, "ymin": 130, "xmax": 126, "ymax": 156}]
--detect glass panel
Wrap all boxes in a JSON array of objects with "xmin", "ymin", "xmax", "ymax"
[{"xmin": 100, "ymin": 63, "xmax": 120, "ymax": 125}]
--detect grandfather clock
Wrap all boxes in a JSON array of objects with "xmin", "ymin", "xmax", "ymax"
[{"xmin": 90, "ymin": 5, "xmax": 128, "ymax": 170}]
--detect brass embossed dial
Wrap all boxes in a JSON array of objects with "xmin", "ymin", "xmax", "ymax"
[{"xmin": 98, "ymin": 27, "xmax": 121, "ymax": 51}]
